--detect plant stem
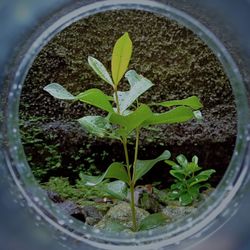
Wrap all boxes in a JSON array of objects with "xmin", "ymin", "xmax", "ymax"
[
  {"xmin": 113, "ymin": 86, "xmax": 121, "ymax": 114},
  {"xmin": 122, "ymin": 137, "xmax": 137, "ymax": 231},
  {"xmin": 122, "ymin": 137, "xmax": 131, "ymax": 180},
  {"xmin": 129, "ymin": 127, "xmax": 140, "ymax": 231},
  {"xmin": 132, "ymin": 127, "xmax": 140, "ymax": 182},
  {"xmin": 130, "ymin": 182, "xmax": 137, "ymax": 231},
  {"xmin": 114, "ymin": 85, "xmax": 138, "ymax": 231}
]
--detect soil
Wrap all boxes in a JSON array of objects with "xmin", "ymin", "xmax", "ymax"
[{"xmin": 19, "ymin": 10, "xmax": 236, "ymax": 186}]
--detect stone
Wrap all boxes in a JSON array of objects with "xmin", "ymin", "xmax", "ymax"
[
  {"xmin": 95, "ymin": 202, "xmax": 149, "ymax": 231},
  {"xmin": 139, "ymin": 192, "xmax": 163, "ymax": 213},
  {"xmin": 82, "ymin": 206, "xmax": 103, "ymax": 226},
  {"xmin": 162, "ymin": 205, "xmax": 197, "ymax": 221}
]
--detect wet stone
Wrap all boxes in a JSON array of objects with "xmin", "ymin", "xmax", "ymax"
[
  {"xmin": 162, "ymin": 205, "xmax": 197, "ymax": 221},
  {"xmin": 95, "ymin": 202, "xmax": 149, "ymax": 230}
]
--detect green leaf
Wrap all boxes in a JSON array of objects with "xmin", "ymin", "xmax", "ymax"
[
  {"xmin": 169, "ymin": 170, "xmax": 185, "ymax": 181},
  {"xmin": 193, "ymin": 110, "xmax": 203, "ymax": 120},
  {"xmin": 88, "ymin": 56, "xmax": 113, "ymax": 86},
  {"xmin": 165, "ymin": 160, "xmax": 181, "ymax": 170},
  {"xmin": 143, "ymin": 106, "xmax": 195, "ymax": 126},
  {"xmin": 116, "ymin": 70, "xmax": 153, "ymax": 113},
  {"xmin": 102, "ymin": 180, "xmax": 128, "ymax": 200},
  {"xmin": 157, "ymin": 96, "xmax": 203, "ymax": 110},
  {"xmin": 104, "ymin": 221, "xmax": 128, "ymax": 232},
  {"xmin": 78, "ymin": 115, "xmax": 119, "ymax": 139},
  {"xmin": 139, "ymin": 213, "xmax": 169, "ymax": 231},
  {"xmin": 76, "ymin": 88, "xmax": 114, "ymax": 113},
  {"xmin": 171, "ymin": 182, "xmax": 185, "ymax": 191},
  {"xmin": 134, "ymin": 150, "xmax": 171, "ymax": 182},
  {"xmin": 109, "ymin": 104, "xmax": 152, "ymax": 137},
  {"xmin": 164, "ymin": 160, "xmax": 176, "ymax": 167},
  {"xmin": 179, "ymin": 192, "xmax": 193, "ymax": 206},
  {"xmin": 169, "ymin": 189, "xmax": 182, "ymax": 200},
  {"xmin": 111, "ymin": 32, "xmax": 132, "ymax": 86},
  {"xmin": 192, "ymin": 155, "xmax": 198, "ymax": 164},
  {"xmin": 43, "ymin": 83, "xmax": 75, "ymax": 100},
  {"xmin": 189, "ymin": 169, "xmax": 216, "ymax": 187},
  {"xmin": 79, "ymin": 162, "xmax": 130, "ymax": 186},
  {"xmin": 165, "ymin": 160, "xmax": 179, "ymax": 168},
  {"xmin": 185, "ymin": 162, "xmax": 201, "ymax": 174},
  {"xmin": 188, "ymin": 186, "xmax": 200, "ymax": 200},
  {"xmin": 176, "ymin": 154, "xmax": 188, "ymax": 168}
]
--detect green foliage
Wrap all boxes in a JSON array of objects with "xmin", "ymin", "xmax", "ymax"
[
  {"xmin": 19, "ymin": 115, "xmax": 62, "ymax": 180},
  {"xmin": 111, "ymin": 32, "xmax": 132, "ymax": 86},
  {"xmin": 139, "ymin": 213, "xmax": 170, "ymax": 231},
  {"xmin": 165, "ymin": 154, "xmax": 216, "ymax": 206},
  {"xmin": 43, "ymin": 177, "xmax": 116, "ymax": 202},
  {"xmin": 43, "ymin": 32, "xmax": 204, "ymax": 231},
  {"xmin": 134, "ymin": 150, "xmax": 171, "ymax": 182},
  {"xmin": 78, "ymin": 116, "xmax": 119, "ymax": 140},
  {"xmin": 43, "ymin": 83, "xmax": 75, "ymax": 100},
  {"xmin": 118, "ymin": 70, "xmax": 153, "ymax": 113},
  {"xmin": 88, "ymin": 56, "xmax": 113, "ymax": 86},
  {"xmin": 79, "ymin": 162, "xmax": 130, "ymax": 186},
  {"xmin": 101, "ymin": 180, "xmax": 128, "ymax": 200},
  {"xmin": 155, "ymin": 96, "xmax": 203, "ymax": 110}
]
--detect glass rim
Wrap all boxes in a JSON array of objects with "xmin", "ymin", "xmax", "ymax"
[{"xmin": 2, "ymin": 0, "xmax": 250, "ymax": 249}]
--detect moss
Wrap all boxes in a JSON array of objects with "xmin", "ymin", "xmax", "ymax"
[{"xmin": 43, "ymin": 177, "xmax": 110, "ymax": 202}]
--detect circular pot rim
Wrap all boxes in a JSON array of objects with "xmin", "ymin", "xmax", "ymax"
[{"xmin": 2, "ymin": 1, "xmax": 250, "ymax": 249}]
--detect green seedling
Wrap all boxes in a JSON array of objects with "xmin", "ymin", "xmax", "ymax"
[
  {"xmin": 165, "ymin": 154, "xmax": 216, "ymax": 206},
  {"xmin": 43, "ymin": 32, "xmax": 203, "ymax": 231}
]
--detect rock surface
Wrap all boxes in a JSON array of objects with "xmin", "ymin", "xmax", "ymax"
[
  {"xmin": 46, "ymin": 190, "xmax": 103, "ymax": 225},
  {"xmin": 95, "ymin": 202, "xmax": 149, "ymax": 230},
  {"xmin": 162, "ymin": 205, "xmax": 197, "ymax": 221}
]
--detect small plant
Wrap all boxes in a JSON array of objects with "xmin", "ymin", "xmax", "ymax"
[
  {"xmin": 43, "ymin": 32, "xmax": 203, "ymax": 231},
  {"xmin": 165, "ymin": 154, "xmax": 216, "ymax": 206},
  {"xmin": 19, "ymin": 115, "xmax": 62, "ymax": 180}
]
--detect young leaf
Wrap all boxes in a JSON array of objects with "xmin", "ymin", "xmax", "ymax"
[
  {"xmin": 76, "ymin": 88, "xmax": 114, "ymax": 113},
  {"xmin": 104, "ymin": 221, "xmax": 128, "ymax": 232},
  {"xmin": 188, "ymin": 186, "xmax": 200, "ymax": 200},
  {"xmin": 176, "ymin": 154, "xmax": 188, "ymax": 168},
  {"xmin": 185, "ymin": 162, "xmax": 201, "ymax": 174},
  {"xmin": 189, "ymin": 169, "xmax": 216, "ymax": 187},
  {"xmin": 102, "ymin": 180, "xmax": 128, "ymax": 200},
  {"xmin": 179, "ymin": 193, "xmax": 193, "ymax": 206},
  {"xmin": 139, "ymin": 213, "xmax": 169, "ymax": 231},
  {"xmin": 134, "ymin": 150, "xmax": 171, "ymax": 182},
  {"xmin": 43, "ymin": 83, "xmax": 75, "ymax": 100},
  {"xmin": 156, "ymin": 96, "xmax": 203, "ymax": 110},
  {"xmin": 169, "ymin": 190, "xmax": 182, "ymax": 200},
  {"xmin": 165, "ymin": 160, "xmax": 180, "ymax": 170},
  {"xmin": 78, "ymin": 115, "xmax": 119, "ymax": 140},
  {"xmin": 88, "ymin": 56, "xmax": 113, "ymax": 86},
  {"xmin": 143, "ymin": 106, "xmax": 195, "ymax": 126},
  {"xmin": 192, "ymin": 155, "xmax": 199, "ymax": 164},
  {"xmin": 165, "ymin": 160, "xmax": 179, "ymax": 167},
  {"xmin": 111, "ymin": 32, "xmax": 132, "ymax": 86},
  {"xmin": 171, "ymin": 182, "xmax": 185, "ymax": 191},
  {"xmin": 109, "ymin": 104, "xmax": 152, "ymax": 137},
  {"xmin": 80, "ymin": 162, "xmax": 130, "ymax": 186},
  {"xmin": 193, "ymin": 110, "xmax": 203, "ymax": 120},
  {"xmin": 116, "ymin": 70, "xmax": 154, "ymax": 113},
  {"xmin": 169, "ymin": 170, "xmax": 185, "ymax": 181}
]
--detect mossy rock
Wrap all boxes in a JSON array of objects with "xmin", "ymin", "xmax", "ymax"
[{"xmin": 94, "ymin": 202, "xmax": 149, "ymax": 231}]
